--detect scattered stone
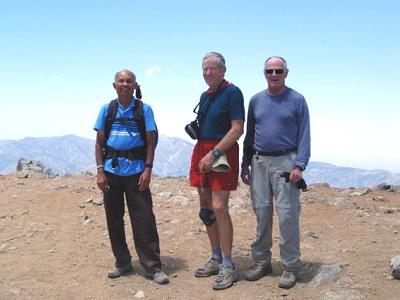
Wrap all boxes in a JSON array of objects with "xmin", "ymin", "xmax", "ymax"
[
  {"xmin": 350, "ymin": 189, "xmax": 370, "ymax": 197},
  {"xmin": 85, "ymin": 198, "xmax": 93, "ymax": 203},
  {"xmin": 16, "ymin": 158, "xmax": 54, "ymax": 177},
  {"xmin": 171, "ymin": 196, "xmax": 189, "ymax": 206},
  {"xmin": 375, "ymin": 183, "xmax": 391, "ymax": 191},
  {"xmin": 49, "ymin": 249, "xmax": 55, "ymax": 253},
  {"xmin": 79, "ymin": 204, "xmax": 85, "ymax": 208},
  {"xmin": 304, "ymin": 231, "xmax": 319, "ymax": 239},
  {"xmin": 158, "ymin": 192, "xmax": 172, "ymax": 199},
  {"xmin": 372, "ymin": 196, "xmax": 385, "ymax": 201},
  {"xmin": 390, "ymin": 256, "xmax": 400, "ymax": 279},
  {"xmin": 308, "ymin": 263, "xmax": 343, "ymax": 287},
  {"xmin": 320, "ymin": 289, "xmax": 364, "ymax": 300},
  {"xmin": 134, "ymin": 290, "xmax": 145, "ymax": 298},
  {"xmin": 92, "ymin": 198, "xmax": 103, "ymax": 205},
  {"xmin": 83, "ymin": 218, "xmax": 92, "ymax": 225},
  {"xmin": 0, "ymin": 243, "xmax": 17, "ymax": 253},
  {"xmin": 332, "ymin": 197, "xmax": 353, "ymax": 209},
  {"xmin": 0, "ymin": 216, "xmax": 7, "ymax": 230}
]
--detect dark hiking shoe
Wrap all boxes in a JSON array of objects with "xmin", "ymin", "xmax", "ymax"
[
  {"xmin": 194, "ymin": 258, "xmax": 220, "ymax": 277},
  {"xmin": 278, "ymin": 270, "xmax": 296, "ymax": 289},
  {"xmin": 144, "ymin": 270, "xmax": 169, "ymax": 284},
  {"xmin": 243, "ymin": 262, "xmax": 273, "ymax": 281},
  {"xmin": 212, "ymin": 265, "xmax": 237, "ymax": 290},
  {"xmin": 107, "ymin": 263, "xmax": 133, "ymax": 279}
]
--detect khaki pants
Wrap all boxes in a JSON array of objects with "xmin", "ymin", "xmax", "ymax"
[{"xmin": 250, "ymin": 152, "xmax": 302, "ymax": 272}]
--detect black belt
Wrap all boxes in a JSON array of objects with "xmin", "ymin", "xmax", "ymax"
[{"xmin": 255, "ymin": 148, "xmax": 297, "ymax": 157}]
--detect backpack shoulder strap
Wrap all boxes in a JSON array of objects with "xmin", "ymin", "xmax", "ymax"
[
  {"xmin": 105, "ymin": 99, "xmax": 118, "ymax": 142},
  {"xmin": 133, "ymin": 99, "xmax": 146, "ymax": 144}
]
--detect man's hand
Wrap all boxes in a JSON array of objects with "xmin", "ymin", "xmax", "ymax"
[
  {"xmin": 241, "ymin": 164, "xmax": 251, "ymax": 185},
  {"xmin": 96, "ymin": 169, "xmax": 106, "ymax": 192},
  {"xmin": 198, "ymin": 151, "xmax": 214, "ymax": 173},
  {"xmin": 289, "ymin": 168, "xmax": 302, "ymax": 183},
  {"xmin": 138, "ymin": 168, "xmax": 151, "ymax": 191}
]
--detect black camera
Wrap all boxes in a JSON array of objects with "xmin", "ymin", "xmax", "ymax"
[
  {"xmin": 280, "ymin": 172, "xmax": 308, "ymax": 192},
  {"xmin": 185, "ymin": 120, "xmax": 200, "ymax": 140}
]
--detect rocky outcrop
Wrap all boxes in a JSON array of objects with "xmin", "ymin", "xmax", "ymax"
[{"xmin": 16, "ymin": 158, "xmax": 54, "ymax": 176}]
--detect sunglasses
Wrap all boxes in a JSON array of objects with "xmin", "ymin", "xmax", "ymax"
[{"xmin": 264, "ymin": 69, "xmax": 285, "ymax": 75}]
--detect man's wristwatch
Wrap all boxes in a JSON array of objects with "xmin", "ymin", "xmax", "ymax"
[
  {"xmin": 144, "ymin": 163, "xmax": 153, "ymax": 169},
  {"xmin": 211, "ymin": 148, "xmax": 222, "ymax": 159},
  {"xmin": 294, "ymin": 165, "xmax": 305, "ymax": 171}
]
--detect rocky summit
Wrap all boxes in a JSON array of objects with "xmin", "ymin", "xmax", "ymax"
[{"xmin": 0, "ymin": 174, "xmax": 399, "ymax": 299}]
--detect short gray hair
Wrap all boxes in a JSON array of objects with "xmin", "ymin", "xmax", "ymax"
[
  {"xmin": 264, "ymin": 56, "xmax": 288, "ymax": 69},
  {"xmin": 114, "ymin": 69, "xmax": 136, "ymax": 82},
  {"xmin": 203, "ymin": 52, "xmax": 226, "ymax": 70}
]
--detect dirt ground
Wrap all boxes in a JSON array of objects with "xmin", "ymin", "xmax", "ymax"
[{"xmin": 1, "ymin": 174, "xmax": 399, "ymax": 299}]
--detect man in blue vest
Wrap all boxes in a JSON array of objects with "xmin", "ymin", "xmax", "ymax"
[
  {"xmin": 94, "ymin": 69, "xmax": 168, "ymax": 285},
  {"xmin": 241, "ymin": 56, "xmax": 311, "ymax": 289}
]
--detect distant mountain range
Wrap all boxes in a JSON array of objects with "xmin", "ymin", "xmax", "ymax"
[{"xmin": 0, "ymin": 135, "xmax": 399, "ymax": 188}]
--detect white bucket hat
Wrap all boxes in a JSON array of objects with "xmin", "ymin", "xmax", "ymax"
[{"xmin": 211, "ymin": 153, "xmax": 231, "ymax": 173}]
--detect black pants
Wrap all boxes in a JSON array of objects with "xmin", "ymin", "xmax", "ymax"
[{"xmin": 104, "ymin": 172, "xmax": 161, "ymax": 272}]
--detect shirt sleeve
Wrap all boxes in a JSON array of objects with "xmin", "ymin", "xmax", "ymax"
[
  {"xmin": 143, "ymin": 103, "xmax": 157, "ymax": 132},
  {"xmin": 228, "ymin": 87, "xmax": 245, "ymax": 121},
  {"xmin": 242, "ymin": 98, "xmax": 255, "ymax": 165},
  {"xmin": 93, "ymin": 103, "xmax": 108, "ymax": 132},
  {"xmin": 294, "ymin": 96, "xmax": 311, "ymax": 168}
]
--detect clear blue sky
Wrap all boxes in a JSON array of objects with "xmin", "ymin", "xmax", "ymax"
[{"xmin": 1, "ymin": 0, "xmax": 399, "ymax": 172}]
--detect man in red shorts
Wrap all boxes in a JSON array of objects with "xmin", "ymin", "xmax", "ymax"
[{"xmin": 189, "ymin": 52, "xmax": 245, "ymax": 290}]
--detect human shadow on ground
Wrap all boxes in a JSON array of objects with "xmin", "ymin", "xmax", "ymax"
[{"xmin": 130, "ymin": 255, "xmax": 188, "ymax": 276}]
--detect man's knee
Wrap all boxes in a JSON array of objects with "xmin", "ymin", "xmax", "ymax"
[{"xmin": 198, "ymin": 208, "xmax": 216, "ymax": 226}]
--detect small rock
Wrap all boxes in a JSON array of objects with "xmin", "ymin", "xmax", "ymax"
[
  {"xmin": 85, "ymin": 198, "xmax": 93, "ymax": 203},
  {"xmin": 332, "ymin": 197, "xmax": 353, "ymax": 209},
  {"xmin": 390, "ymin": 255, "xmax": 400, "ymax": 279},
  {"xmin": 350, "ymin": 189, "xmax": 370, "ymax": 196},
  {"xmin": 171, "ymin": 196, "xmax": 189, "ymax": 206},
  {"xmin": 375, "ymin": 183, "xmax": 391, "ymax": 191},
  {"xmin": 305, "ymin": 231, "xmax": 319, "ymax": 238},
  {"xmin": 158, "ymin": 192, "xmax": 172, "ymax": 200},
  {"xmin": 83, "ymin": 217, "xmax": 92, "ymax": 225},
  {"xmin": 92, "ymin": 198, "xmax": 103, "ymax": 205},
  {"xmin": 0, "ymin": 243, "xmax": 17, "ymax": 252},
  {"xmin": 134, "ymin": 290, "xmax": 145, "ymax": 298},
  {"xmin": 309, "ymin": 263, "xmax": 343, "ymax": 287}
]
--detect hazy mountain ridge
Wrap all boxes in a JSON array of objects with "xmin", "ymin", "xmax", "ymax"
[
  {"xmin": 304, "ymin": 161, "xmax": 400, "ymax": 188},
  {"xmin": 0, "ymin": 135, "xmax": 399, "ymax": 188}
]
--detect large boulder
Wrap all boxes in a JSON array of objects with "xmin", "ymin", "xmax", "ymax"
[{"xmin": 16, "ymin": 158, "xmax": 54, "ymax": 176}]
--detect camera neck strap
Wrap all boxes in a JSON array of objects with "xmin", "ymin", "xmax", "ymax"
[{"xmin": 193, "ymin": 80, "xmax": 225, "ymax": 121}]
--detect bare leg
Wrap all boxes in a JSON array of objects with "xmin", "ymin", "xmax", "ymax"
[
  {"xmin": 211, "ymin": 190, "xmax": 232, "ymax": 257},
  {"xmin": 198, "ymin": 187, "xmax": 220, "ymax": 250}
]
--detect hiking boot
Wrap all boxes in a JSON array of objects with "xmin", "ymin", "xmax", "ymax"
[
  {"xmin": 243, "ymin": 262, "xmax": 273, "ymax": 281},
  {"xmin": 278, "ymin": 270, "xmax": 296, "ymax": 289},
  {"xmin": 107, "ymin": 263, "xmax": 133, "ymax": 279},
  {"xmin": 212, "ymin": 265, "xmax": 237, "ymax": 290},
  {"xmin": 194, "ymin": 258, "xmax": 220, "ymax": 277},
  {"xmin": 144, "ymin": 270, "xmax": 169, "ymax": 284}
]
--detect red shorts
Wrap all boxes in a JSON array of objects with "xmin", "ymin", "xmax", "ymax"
[{"xmin": 189, "ymin": 140, "xmax": 239, "ymax": 191}]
